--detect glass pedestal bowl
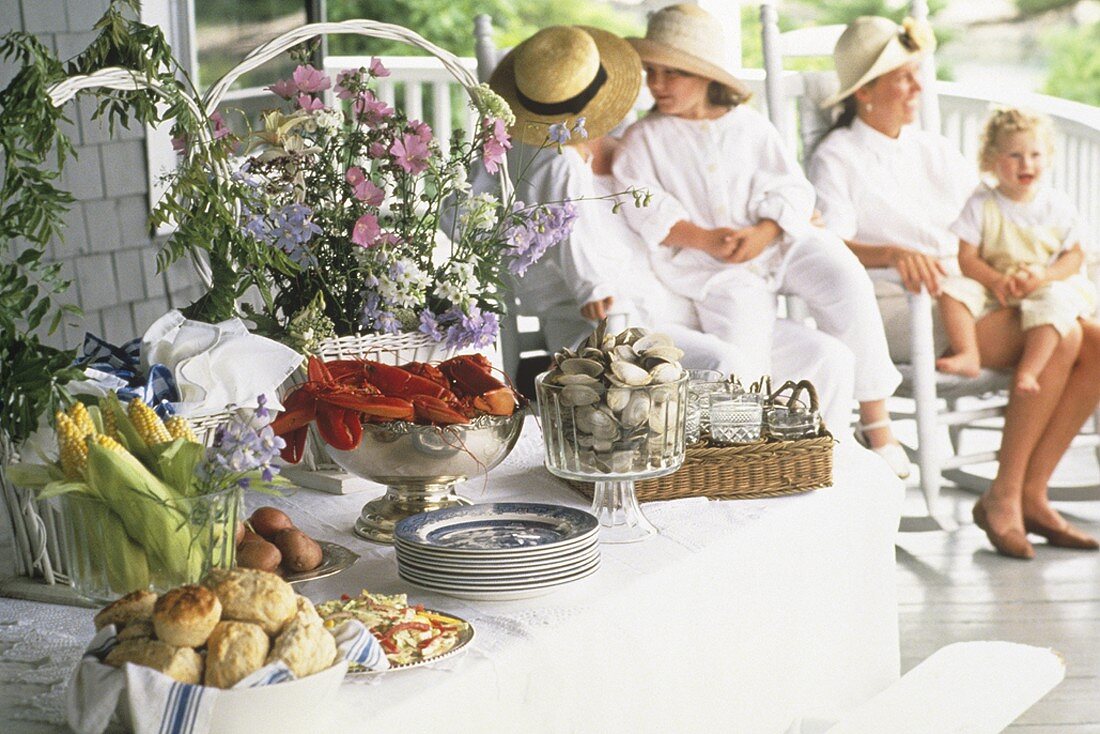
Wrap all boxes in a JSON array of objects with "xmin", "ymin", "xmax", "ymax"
[
  {"xmin": 327, "ymin": 413, "xmax": 525, "ymax": 544},
  {"xmin": 536, "ymin": 373, "xmax": 688, "ymax": 543}
]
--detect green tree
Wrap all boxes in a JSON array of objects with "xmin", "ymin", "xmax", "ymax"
[{"xmin": 1043, "ymin": 22, "xmax": 1100, "ymax": 105}]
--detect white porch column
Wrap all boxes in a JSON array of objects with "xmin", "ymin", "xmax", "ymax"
[{"xmin": 695, "ymin": 0, "xmax": 743, "ymax": 69}]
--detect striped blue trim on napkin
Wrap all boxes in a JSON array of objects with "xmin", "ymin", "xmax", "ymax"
[{"xmin": 75, "ymin": 333, "xmax": 181, "ymax": 418}]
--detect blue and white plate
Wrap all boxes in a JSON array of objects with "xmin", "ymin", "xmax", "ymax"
[
  {"xmin": 398, "ymin": 558, "xmax": 601, "ymax": 601},
  {"xmin": 394, "ymin": 538, "xmax": 599, "ymax": 573},
  {"xmin": 395, "ymin": 503, "xmax": 598, "ymax": 554},
  {"xmin": 396, "ymin": 545, "xmax": 600, "ymax": 580}
]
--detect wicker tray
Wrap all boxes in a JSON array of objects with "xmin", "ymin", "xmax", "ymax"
[{"xmin": 567, "ymin": 431, "xmax": 835, "ymax": 502}]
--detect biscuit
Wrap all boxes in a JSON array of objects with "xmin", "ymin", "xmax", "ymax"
[
  {"xmin": 105, "ymin": 639, "xmax": 203, "ymax": 684},
  {"xmin": 153, "ymin": 584, "xmax": 222, "ymax": 648},
  {"xmin": 94, "ymin": 590, "xmax": 157, "ymax": 631},
  {"xmin": 116, "ymin": 619, "xmax": 155, "ymax": 642},
  {"xmin": 294, "ymin": 595, "xmax": 322, "ymax": 626},
  {"xmin": 203, "ymin": 568, "xmax": 296, "ymax": 636},
  {"xmin": 266, "ymin": 615, "xmax": 336, "ymax": 679},
  {"xmin": 204, "ymin": 621, "xmax": 270, "ymax": 689}
]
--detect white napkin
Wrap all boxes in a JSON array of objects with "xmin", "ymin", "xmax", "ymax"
[
  {"xmin": 141, "ymin": 310, "xmax": 303, "ymax": 417},
  {"xmin": 67, "ymin": 618, "xmax": 387, "ymax": 734}
]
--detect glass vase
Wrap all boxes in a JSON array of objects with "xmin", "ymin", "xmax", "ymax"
[{"xmin": 56, "ymin": 485, "xmax": 240, "ymax": 604}]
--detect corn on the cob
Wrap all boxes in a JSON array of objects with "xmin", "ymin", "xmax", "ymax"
[
  {"xmin": 68, "ymin": 401, "xmax": 96, "ymax": 438},
  {"xmin": 56, "ymin": 411, "xmax": 89, "ymax": 480},
  {"xmin": 101, "ymin": 400, "xmax": 119, "ymax": 441},
  {"xmin": 93, "ymin": 433, "xmax": 127, "ymax": 452},
  {"xmin": 164, "ymin": 416, "xmax": 199, "ymax": 443},
  {"xmin": 128, "ymin": 400, "xmax": 172, "ymax": 446}
]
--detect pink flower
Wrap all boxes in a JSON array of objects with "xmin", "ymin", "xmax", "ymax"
[
  {"xmin": 482, "ymin": 118, "xmax": 512, "ymax": 175},
  {"xmin": 335, "ymin": 69, "xmax": 360, "ymax": 100},
  {"xmin": 292, "ymin": 64, "xmax": 331, "ymax": 94},
  {"xmin": 389, "ymin": 133, "xmax": 431, "ymax": 174},
  {"xmin": 210, "ymin": 112, "xmax": 230, "ymax": 141},
  {"xmin": 297, "ymin": 94, "xmax": 324, "ymax": 112},
  {"xmin": 368, "ymin": 142, "xmax": 389, "ymax": 159},
  {"xmin": 376, "ymin": 231, "xmax": 402, "ymax": 247},
  {"xmin": 266, "ymin": 78, "xmax": 297, "ymax": 99},
  {"xmin": 351, "ymin": 213, "xmax": 381, "ymax": 247},
  {"xmin": 368, "ymin": 57, "xmax": 390, "ymax": 78},
  {"xmin": 409, "ymin": 120, "xmax": 433, "ymax": 146},
  {"xmin": 345, "ymin": 167, "xmax": 385, "ymax": 206},
  {"xmin": 353, "ymin": 91, "xmax": 394, "ymax": 128}
]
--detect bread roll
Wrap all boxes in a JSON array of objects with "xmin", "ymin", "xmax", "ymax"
[
  {"xmin": 204, "ymin": 621, "xmax": 270, "ymax": 689},
  {"xmin": 94, "ymin": 590, "xmax": 157, "ymax": 631},
  {"xmin": 266, "ymin": 613, "xmax": 336, "ymax": 679},
  {"xmin": 203, "ymin": 568, "xmax": 296, "ymax": 636},
  {"xmin": 294, "ymin": 595, "xmax": 322, "ymax": 626},
  {"xmin": 116, "ymin": 618, "xmax": 155, "ymax": 642},
  {"xmin": 153, "ymin": 585, "xmax": 222, "ymax": 648},
  {"xmin": 105, "ymin": 639, "xmax": 203, "ymax": 684}
]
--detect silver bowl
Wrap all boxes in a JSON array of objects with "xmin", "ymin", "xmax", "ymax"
[{"xmin": 328, "ymin": 413, "xmax": 525, "ymax": 544}]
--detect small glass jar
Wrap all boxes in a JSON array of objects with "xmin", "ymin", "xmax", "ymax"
[
  {"xmin": 708, "ymin": 393, "xmax": 763, "ymax": 445},
  {"xmin": 764, "ymin": 405, "xmax": 821, "ymax": 440}
]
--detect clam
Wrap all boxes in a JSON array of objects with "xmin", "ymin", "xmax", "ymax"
[
  {"xmin": 581, "ymin": 347, "xmax": 605, "ymax": 361},
  {"xmin": 606, "ymin": 387, "xmax": 631, "ymax": 411},
  {"xmin": 611, "ymin": 360, "xmax": 650, "ymax": 386},
  {"xmin": 557, "ymin": 373, "xmax": 602, "ymax": 386},
  {"xmin": 649, "ymin": 362, "xmax": 683, "ymax": 384},
  {"xmin": 616, "ymin": 327, "xmax": 649, "ymax": 346},
  {"xmin": 610, "ymin": 450, "xmax": 636, "ymax": 473},
  {"xmin": 641, "ymin": 345, "xmax": 684, "ymax": 363},
  {"xmin": 632, "ymin": 333, "xmax": 674, "ymax": 352},
  {"xmin": 613, "ymin": 344, "xmax": 639, "ymax": 363},
  {"xmin": 620, "ymin": 392, "xmax": 651, "ymax": 428},
  {"xmin": 560, "ymin": 357, "xmax": 604, "ymax": 377},
  {"xmin": 561, "ymin": 384, "xmax": 600, "ymax": 407}
]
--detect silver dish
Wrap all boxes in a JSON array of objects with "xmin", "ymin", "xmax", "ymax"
[
  {"xmin": 328, "ymin": 413, "xmax": 525, "ymax": 544},
  {"xmin": 283, "ymin": 541, "xmax": 359, "ymax": 585},
  {"xmin": 347, "ymin": 611, "xmax": 475, "ymax": 674}
]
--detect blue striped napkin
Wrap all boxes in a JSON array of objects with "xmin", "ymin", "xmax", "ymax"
[{"xmin": 66, "ymin": 620, "xmax": 385, "ymax": 734}]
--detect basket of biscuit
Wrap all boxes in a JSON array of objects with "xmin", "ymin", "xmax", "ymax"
[
  {"xmin": 66, "ymin": 568, "xmax": 389, "ymax": 734},
  {"xmin": 567, "ymin": 377, "xmax": 834, "ymax": 502}
]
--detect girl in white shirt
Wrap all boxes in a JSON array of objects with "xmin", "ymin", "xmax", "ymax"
[
  {"xmin": 614, "ymin": 4, "xmax": 905, "ymax": 474},
  {"xmin": 938, "ymin": 108, "xmax": 1095, "ymax": 393},
  {"xmin": 809, "ymin": 16, "xmax": 1100, "ymax": 558}
]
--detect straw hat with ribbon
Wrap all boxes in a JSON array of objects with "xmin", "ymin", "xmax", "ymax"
[
  {"xmin": 626, "ymin": 4, "xmax": 752, "ymax": 101},
  {"xmin": 820, "ymin": 16, "xmax": 937, "ymax": 109},
  {"xmin": 489, "ymin": 26, "xmax": 641, "ymax": 147}
]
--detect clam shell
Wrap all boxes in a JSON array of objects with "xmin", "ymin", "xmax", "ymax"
[
  {"xmin": 615, "ymin": 327, "xmax": 649, "ymax": 346},
  {"xmin": 606, "ymin": 387, "xmax": 631, "ymax": 411},
  {"xmin": 649, "ymin": 362, "xmax": 684, "ymax": 384},
  {"xmin": 610, "ymin": 450, "xmax": 636, "ymax": 473},
  {"xmin": 620, "ymin": 393, "xmax": 651, "ymax": 428},
  {"xmin": 632, "ymin": 333, "xmax": 674, "ymax": 352},
  {"xmin": 560, "ymin": 357, "xmax": 604, "ymax": 377},
  {"xmin": 561, "ymin": 384, "xmax": 600, "ymax": 407},
  {"xmin": 581, "ymin": 347, "xmax": 605, "ymax": 361},
  {"xmin": 613, "ymin": 345, "xmax": 639, "ymax": 363},
  {"xmin": 611, "ymin": 360, "xmax": 651, "ymax": 386},
  {"xmin": 593, "ymin": 439, "xmax": 614, "ymax": 452},
  {"xmin": 641, "ymin": 345, "xmax": 684, "ymax": 363},
  {"xmin": 591, "ymin": 421, "xmax": 621, "ymax": 441},
  {"xmin": 557, "ymin": 373, "xmax": 602, "ymax": 386}
]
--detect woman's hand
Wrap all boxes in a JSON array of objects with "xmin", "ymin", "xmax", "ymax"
[
  {"xmin": 726, "ymin": 220, "xmax": 781, "ymax": 264},
  {"xmin": 581, "ymin": 296, "xmax": 614, "ymax": 321},
  {"xmin": 888, "ymin": 246, "xmax": 946, "ymax": 295}
]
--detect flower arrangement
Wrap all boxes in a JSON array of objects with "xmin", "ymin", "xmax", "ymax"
[
  {"xmin": 203, "ymin": 59, "xmax": 607, "ymax": 352},
  {"xmin": 8, "ymin": 394, "xmax": 284, "ymax": 594}
]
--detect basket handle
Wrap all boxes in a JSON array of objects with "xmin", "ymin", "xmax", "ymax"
[{"xmin": 769, "ymin": 379, "xmax": 819, "ymax": 412}]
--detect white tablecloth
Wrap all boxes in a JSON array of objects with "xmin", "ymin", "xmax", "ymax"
[{"xmin": 0, "ymin": 419, "xmax": 904, "ymax": 733}]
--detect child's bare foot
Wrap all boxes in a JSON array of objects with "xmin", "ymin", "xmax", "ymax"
[
  {"xmin": 936, "ymin": 352, "xmax": 981, "ymax": 377},
  {"xmin": 1015, "ymin": 372, "xmax": 1041, "ymax": 394}
]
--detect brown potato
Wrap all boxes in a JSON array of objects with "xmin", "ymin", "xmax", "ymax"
[
  {"xmin": 240, "ymin": 529, "xmax": 264, "ymax": 545},
  {"xmin": 272, "ymin": 529, "xmax": 323, "ymax": 573},
  {"xmin": 236, "ymin": 540, "xmax": 282, "ymax": 573},
  {"xmin": 250, "ymin": 507, "xmax": 294, "ymax": 540},
  {"xmin": 234, "ymin": 521, "xmax": 246, "ymax": 546}
]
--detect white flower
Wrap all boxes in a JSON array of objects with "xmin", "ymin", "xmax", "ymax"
[
  {"xmin": 460, "ymin": 193, "xmax": 499, "ymax": 231},
  {"xmin": 313, "ymin": 108, "xmax": 343, "ymax": 132}
]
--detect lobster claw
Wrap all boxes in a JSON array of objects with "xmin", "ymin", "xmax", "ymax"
[
  {"xmin": 279, "ymin": 426, "xmax": 309, "ymax": 464},
  {"xmin": 411, "ymin": 395, "xmax": 470, "ymax": 425},
  {"xmin": 438, "ymin": 355, "xmax": 519, "ymax": 416},
  {"xmin": 316, "ymin": 405, "xmax": 362, "ymax": 452}
]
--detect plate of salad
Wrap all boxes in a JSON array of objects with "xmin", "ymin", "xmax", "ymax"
[{"xmin": 316, "ymin": 590, "xmax": 474, "ymax": 671}]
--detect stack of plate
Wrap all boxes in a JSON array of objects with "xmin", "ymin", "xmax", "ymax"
[{"xmin": 393, "ymin": 503, "xmax": 600, "ymax": 601}]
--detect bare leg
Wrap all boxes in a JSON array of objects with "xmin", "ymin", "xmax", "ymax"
[
  {"xmin": 1015, "ymin": 325, "xmax": 1061, "ymax": 394},
  {"xmin": 1019, "ymin": 318, "xmax": 1100, "ymax": 548},
  {"xmin": 858, "ymin": 400, "xmax": 896, "ymax": 447},
  {"xmin": 974, "ymin": 313, "xmax": 1080, "ymax": 558},
  {"xmin": 936, "ymin": 295, "xmax": 981, "ymax": 377}
]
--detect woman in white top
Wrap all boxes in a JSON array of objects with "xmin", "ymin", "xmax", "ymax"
[
  {"xmin": 613, "ymin": 4, "xmax": 906, "ymax": 474},
  {"xmin": 472, "ymin": 24, "xmax": 857, "ymax": 431},
  {"xmin": 809, "ymin": 16, "xmax": 1100, "ymax": 557}
]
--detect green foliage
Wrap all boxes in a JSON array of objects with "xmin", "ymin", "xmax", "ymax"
[
  {"xmin": 1043, "ymin": 22, "xmax": 1100, "ymax": 106},
  {"xmin": 1015, "ymin": 0, "xmax": 1078, "ymax": 15}
]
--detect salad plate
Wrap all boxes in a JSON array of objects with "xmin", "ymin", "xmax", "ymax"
[
  {"xmin": 399, "ymin": 560, "xmax": 601, "ymax": 601},
  {"xmin": 398, "ymin": 554, "xmax": 600, "ymax": 588},
  {"xmin": 284, "ymin": 541, "xmax": 359, "ymax": 585},
  {"xmin": 395, "ymin": 543, "xmax": 599, "ymax": 576},
  {"xmin": 395, "ymin": 503, "xmax": 598, "ymax": 554}
]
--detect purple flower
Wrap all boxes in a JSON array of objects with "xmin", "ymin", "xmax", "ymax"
[
  {"xmin": 353, "ymin": 91, "xmax": 394, "ymax": 127},
  {"xmin": 351, "ymin": 213, "xmax": 381, "ymax": 247},
  {"xmin": 292, "ymin": 64, "xmax": 331, "ymax": 94},
  {"xmin": 376, "ymin": 311, "xmax": 402, "ymax": 334},
  {"xmin": 482, "ymin": 118, "xmax": 512, "ymax": 175},
  {"xmin": 445, "ymin": 306, "xmax": 500, "ymax": 349},
  {"xmin": 573, "ymin": 117, "xmax": 588, "ymax": 139},
  {"xmin": 297, "ymin": 94, "xmax": 324, "ymax": 112},
  {"xmin": 368, "ymin": 57, "xmax": 390, "ymax": 78},
  {"xmin": 547, "ymin": 123, "xmax": 571, "ymax": 145},
  {"xmin": 346, "ymin": 167, "xmax": 385, "ymax": 205},
  {"xmin": 368, "ymin": 141, "xmax": 389, "ymax": 159},
  {"xmin": 198, "ymin": 403, "xmax": 284, "ymax": 492},
  {"xmin": 267, "ymin": 78, "xmax": 297, "ymax": 99},
  {"xmin": 210, "ymin": 112, "xmax": 230, "ymax": 141},
  {"xmin": 506, "ymin": 202, "xmax": 577, "ymax": 276},
  {"xmin": 418, "ymin": 309, "xmax": 444, "ymax": 341},
  {"xmin": 390, "ymin": 133, "xmax": 430, "ymax": 174},
  {"xmin": 409, "ymin": 120, "xmax": 433, "ymax": 146}
]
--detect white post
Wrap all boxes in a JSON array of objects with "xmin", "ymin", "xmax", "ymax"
[
  {"xmin": 909, "ymin": 0, "xmax": 942, "ymax": 133},
  {"xmin": 760, "ymin": 0, "xmax": 784, "ymax": 138},
  {"xmin": 696, "ymin": 0, "xmax": 743, "ymax": 69}
]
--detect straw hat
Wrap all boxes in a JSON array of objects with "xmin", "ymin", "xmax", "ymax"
[
  {"xmin": 820, "ymin": 16, "xmax": 936, "ymax": 109},
  {"xmin": 626, "ymin": 4, "xmax": 751, "ymax": 100},
  {"xmin": 489, "ymin": 26, "xmax": 641, "ymax": 147}
]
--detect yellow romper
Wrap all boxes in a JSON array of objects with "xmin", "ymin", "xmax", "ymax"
[{"xmin": 941, "ymin": 194, "xmax": 1096, "ymax": 335}]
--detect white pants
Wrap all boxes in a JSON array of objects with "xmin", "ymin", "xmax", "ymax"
[{"xmin": 693, "ymin": 229, "xmax": 900, "ymax": 403}]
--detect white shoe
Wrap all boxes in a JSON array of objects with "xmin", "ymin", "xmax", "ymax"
[{"xmin": 855, "ymin": 420, "xmax": 911, "ymax": 479}]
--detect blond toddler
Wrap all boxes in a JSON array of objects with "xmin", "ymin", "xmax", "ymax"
[{"xmin": 936, "ymin": 108, "xmax": 1095, "ymax": 393}]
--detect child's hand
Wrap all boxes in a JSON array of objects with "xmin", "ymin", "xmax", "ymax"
[
  {"xmin": 1012, "ymin": 266, "xmax": 1046, "ymax": 298},
  {"xmin": 581, "ymin": 296, "xmax": 614, "ymax": 321},
  {"xmin": 726, "ymin": 220, "xmax": 781, "ymax": 264},
  {"xmin": 700, "ymin": 228, "xmax": 741, "ymax": 261},
  {"xmin": 990, "ymin": 274, "xmax": 1015, "ymax": 306}
]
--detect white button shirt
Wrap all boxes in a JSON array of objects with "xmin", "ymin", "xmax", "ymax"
[{"xmin": 807, "ymin": 117, "xmax": 979, "ymax": 258}]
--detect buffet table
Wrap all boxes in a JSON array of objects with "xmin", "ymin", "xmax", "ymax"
[{"xmin": 0, "ymin": 419, "xmax": 904, "ymax": 733}]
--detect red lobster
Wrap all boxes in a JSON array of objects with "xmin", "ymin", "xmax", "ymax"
[{"xmin": 272, "ymin": 354, "xmax": 522, "ymax": 463}]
